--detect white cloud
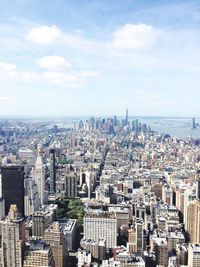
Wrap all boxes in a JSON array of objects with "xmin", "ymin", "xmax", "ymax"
[
  {"xmin": 0, "ymin": 62, "xmax": 16, "ymax": 72},
  {"xmin": 22, "ymin": 72, "xmax": 39, "ymax": 82},
  {"xmin": 27, "ymin": 25, "xmax": 61, "ymax": 45},
  {"xmin": 110, "ymin": 23, "xmax": 161, "ymax": 50},
  {"xmin": 38, "ymin": 55, "xmax": 71, "ymax": 70},
  {"xmin": 79, "ymin": 70, "xmax": 101, "ymax": 77},
  {"xmin": 42, "ymin": 71, "xmax": 83, "ymax": 87}
]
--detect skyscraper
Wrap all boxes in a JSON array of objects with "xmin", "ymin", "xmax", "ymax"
[
  {"xmin": 65, "ymin": 172, "xmax": 78, "ymax": 198},
  {"xmin": 1, "ymin": 165, "xmax": 25, "ymax": 216},
  {"xmin": 126, "ymin": 108, "xmax": 129, "ymax": 125},
  {"xmin": 192, "ymin": 118, "xmax": 196, "ymax": 129},
  {"xmin": 43, "ymin": 222, "xmax": 68, "ymax": 267},
  {"xmin": 0, "ymin": 204, "xmax": 25, "ymax": 267},
  {"xmin": 34, "ymin": 145, "xmax": 45, "ymax": 205},
  {"xmin": 49, "ymin": 148, "xmax": 56, "ymax": 194}
]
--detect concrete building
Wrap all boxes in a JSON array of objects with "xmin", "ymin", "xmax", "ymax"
[
  {"xmin": 59, "ymin": 219, "xmax": 77, "ymax": 250},
  {"xmin": 84, "ymin": 211, "xmax": 117, "ymax": 249},
  {"xmin": 32, "ymin": 204, "xmax": 58, "ymax": 237},
  {"xmin": 24, "ymin": 177, "xmax": 40, "ymax": 216},
  {"xmin": 80, "ymin": 238, "xmax": 106, "ymax": 261},
  {"xmin": 0, "ymin": 197, "xmax": 5, "ymax": 220},
  {"xmin": 1, "ymin": 165, "xmax": 25, "ymax": 216},
  {"xmin": 187, "ymin": 199, "xmax": 200, "ymax": 243},
  {"xmin": 188, "ymin": 244, "xmax": 200, "ymax": 267},
  {"xmin": 0, "ymin": 205, "xmax": 25, "ymax": 267},
  {"xmin": 23, "ymin": 240, "xmax": 55, "ymax": 267},
  {"xmin": 77, "ymin": 249, "xmax": 92, "ymax": 267},
  {"xmin": 33, "ymin": 146, "xmax": 46, "ymax": 205},
  {"xmin": 65, "ymin": 172, "xmax": 78, "ymax": 198},
  {"xmin": 43, "ymin": 222, "xmax": 68, "ymax": 267}
]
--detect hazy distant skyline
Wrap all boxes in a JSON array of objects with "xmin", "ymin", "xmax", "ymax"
[{"xmin": 1, "ymin": 0, "xmax": 200, "ymax": 117}]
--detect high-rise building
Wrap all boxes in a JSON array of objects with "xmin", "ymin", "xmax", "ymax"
[
  {"xmin": 0, "ymin": 205, "xmax": 25, "ymax": 267},
  {"xmin": 192, "ymin": 118, "xmax": 196, "ymax": 129},
  {"xmin": 154, "ymin": 239, "xmax": 168, "ymax": 266},
  {"xmin": 128, "ymin": 219, "xmax": 144, "ymax": 255},
  {"xmin": 65, "ymin": 172, "xmax": 78, "ymax": 198},
  {"xmin": 33, "ymin": 145, "xmax": 46, "ymax": 205},
  {"xmin": 84, "ymin": 211, "xmax": 117, "ymax": 249},
  {"xmin": 23, "ymin": 240, "xmax": 55, "ymax": 267},
  {"xmin": 24, "ymin": 177, "xmax": 40, "ymax": 216},
  {"xmin": 1, "ymin": 165, "xmax": 25, "ymax": 216},
  {"xmin": 188, "ymin": 244, "xmax": 200, "ymax": 267},
  {"xmin": 196, "ymin": 178, "xmax": 200, "ymax": 200},
  {"xmin": 125, "ymin": 108, "xmax": 129, "ymax": 126},
  {"xmin": 49, "ymin": 148, "xmax": 56, "ymax": 194},
  {"xmin": 187, "ymin": 199, "xmax": 200, "ymax": 243},
  {"xmin": 43, "ymin": 222, "xmax": 68, "ymax": 267},
  {"xmin": 32, "ymin": 212, "xmax": 45, "ymax": 237}
]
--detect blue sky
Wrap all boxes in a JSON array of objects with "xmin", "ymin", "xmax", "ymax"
[{"xmin": 0, "ymin": 0, "xmax": 200, "ymax": 117}]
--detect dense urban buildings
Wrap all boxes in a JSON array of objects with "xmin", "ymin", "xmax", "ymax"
[{"xmin": 0, "ymin": 116, "xmax": 200, "ymax": 266}]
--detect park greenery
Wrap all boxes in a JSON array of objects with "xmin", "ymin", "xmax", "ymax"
[{"xmin": 55, "ymin": 197, "xmax": 84, "ymax": 227}]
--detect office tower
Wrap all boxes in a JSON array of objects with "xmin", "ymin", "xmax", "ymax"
[
  {"xmin": 196, "ymin": 178, "xmax": 200, "ymax": 200},
  {"xmin": 162, "ymin": 184, "xmax": 173, "ymax": 206},
  {"xmin": 65, "ymin": 172, "xmax": 78, "ymax": 198},
  {"xmin": 43, "ymin": 222, "xmax": 68, "ymax": 267},
  {"xmin": 188, "ymin": 244, "xmax": 200, "ymax": 267},
  {"xmin": 187, "ymin": 199, "xmax": 200, "ymax": 243},
  {"xmin": 59, "ymin": 219, "xmax": 77, "ymax": 250},
  {"xmin": 49, "ymin": 148, "xmax": 56, "ymax": 194},
  {"xmin": 128, "ymin": 225, "xmax": 137, "ymax": 254},
  {"xmin": 1, "ymin": 165, "xmax": 25, "ymax": 215},
  {"xmin": 184, "ymin": 187, "xmax": 195, "ymax": 229},
  {"xmin": 84, "ymin": 211, "xmax": 117, "ymax": 249},
  {"xmin": 24, "ymin": 177, "xmax": 40, "ymax": 216},
  {"xmin": 192, "ymin": 118, "xmax": 196, "ymax": 129},
  {"xmin": 23, "ymin": 240, "xmax": 55, "ymax": 267},
  {"xmin": 0, "ymin": 205, "xmax": 25, "ymax": 267},
  {"xmin": 32, "ymin": 212, "xmax": 45, "ymax": 237},
  {"xmin": 154, "ymin": 239, "xmax": 168, "ymax": 266},
  {"xmin": 126, "ymin": 108, "xmax": 128, "ymax": 125},
  {"xmin": 34, "ymin": 145, "xmax": 45, "ymax": 205},
  {"xmin": 128, "ymin": 219, "xmax": 144, "ymax": 255},
  {"xmin": 136, "ymin": 220, "xmax": 144, "ymax": 254},
  {"xmin": 0, "ymin": 197, "xmax": 5, "ymax": 219}
]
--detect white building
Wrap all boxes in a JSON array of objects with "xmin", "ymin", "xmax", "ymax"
[{"xmin": 84, "ymin": 211, "xmax": 117, "ymax": 249}]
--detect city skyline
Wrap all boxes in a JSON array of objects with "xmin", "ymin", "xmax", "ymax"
[{"xmin": 1, "ymin": 0, "xmax": 200, "ymax": 116}]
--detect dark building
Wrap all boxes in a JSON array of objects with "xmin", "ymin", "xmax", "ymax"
[
  {"xmin": 192, "ymin": 117, "xmax": 196, "ymax": 129},
  {"xmin": 49, "ymin": 148, "xmax": 56, "ymax": 194},
  {"xmin": 1, "ymin": 165, "xmax": 25, "ymax": 216}
]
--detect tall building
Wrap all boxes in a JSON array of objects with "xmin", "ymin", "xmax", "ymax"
[
  {"xmin": 34, "ymin": 145, "xmax": 46, "ymax": 205},
  {"xmin": 65, "ymin": 172, "xmax": 78, "ymax": 198},
  {"xmin": 23, "ymin": 240, "xmax": 55, "ymax": 267},
  {"xmin": 126, "ymin": 108, "xmax": 129, "ymax": 126},
  {"xmin": 84, "ymin": 211, "xmax": 117, "ymax": 249},
  {"xmin": 192, "ymin": 118, "xmax": 196, "ymax": 129},
  {"xmin": 1, "ymin": 165, "xmax": 25, "ymax": 216},
  {"xmin": 196, "ymin": 178, "xmax": 200, "ymax": 200},
  {"xmin": 128, "ymin": 219, "xmax": 144, "ymax": 255},
  {"xmin": 187, "ymin": 199, "xmax": 200, "ymax": 243},
  {"xmin": 0, "ymin": 205, "xmax": 25, "ymax": 267},
  {"xmin": 32, "ymin": 212, "xmax": 45, "ymax": 237},
  {"xmin": 24, "ymin": 177, "xmax": 40, "ymax": 216},
  {"xmin": 43, "ymin": 222, "xmax": 68, "ymax": 267},
  {"xmin": 49, "ymin": 148, "xmax": 56, "ymax": 194},
  {"xmin": 154, "ymin": 239, "xmax": 168, "ymax": 266},
  {"xmin": 188, "ymin": 244, "xmax": 200, "ymax": 267}
]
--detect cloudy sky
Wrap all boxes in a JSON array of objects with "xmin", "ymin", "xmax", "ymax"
[{"xmin": 0, "ymin": 0, "xmax": 200, "ymax": 117}]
